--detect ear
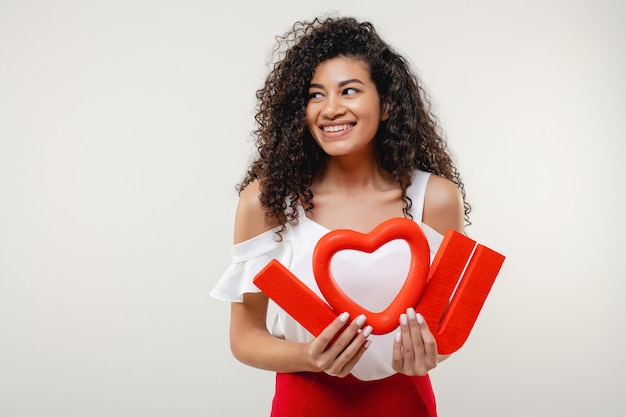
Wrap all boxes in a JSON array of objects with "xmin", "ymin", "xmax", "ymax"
[{"xmin": 381, "ymin": 101, "xmax": 390, "ymax": 121}]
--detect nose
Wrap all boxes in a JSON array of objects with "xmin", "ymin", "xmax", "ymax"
[{"xmin": 321, "ymin": 95, "xmax": 345, "ymax": 119}]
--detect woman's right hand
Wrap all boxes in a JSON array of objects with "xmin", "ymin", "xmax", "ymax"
[{"xmin": 308, "ymin": 312, "xmax": 373, "ymax": 378}]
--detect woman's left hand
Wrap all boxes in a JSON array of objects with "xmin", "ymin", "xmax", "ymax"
[{"xmin": 391, "ymin": 307, "xmax": 439, "ymax": 376}]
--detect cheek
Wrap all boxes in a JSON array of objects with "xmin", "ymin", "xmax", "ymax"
[
  {"xmin": 351, "ymin": 99, "xmax": 379, "ymax": 118},
  {"xmin": 352, "ymin": 101, "xmax": 382, "ymax": 127}
]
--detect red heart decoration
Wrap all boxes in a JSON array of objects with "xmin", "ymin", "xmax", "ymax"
[{"xmin": 312, "ymin": 217, "xmax": 430, "ymax": 334}]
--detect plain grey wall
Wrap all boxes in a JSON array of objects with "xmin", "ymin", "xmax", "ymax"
[{"xmin": 1, "ymin": 0, "xmax": 624, "ymax": 416}]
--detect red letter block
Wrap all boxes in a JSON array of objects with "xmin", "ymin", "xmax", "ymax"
[
  {"xmin": 253, "ymin": 259, "xmax": 336, "ymax": 336},
  {"xmin": 416, "ymin": 230, "xmax": 505, "ymax": 354}
]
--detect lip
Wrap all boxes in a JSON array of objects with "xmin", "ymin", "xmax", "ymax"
[{"xmin": 318, "ymin": 122, "xmax": 356, "ymax": 139}]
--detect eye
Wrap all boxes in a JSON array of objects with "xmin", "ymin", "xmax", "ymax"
[
  {"xmin": 342, "ymin": 87, "xmax": 359, "ymax": 96},
  {"xmin": 308, "ymin": 91, "xmax": 324, "ymax": 101}
]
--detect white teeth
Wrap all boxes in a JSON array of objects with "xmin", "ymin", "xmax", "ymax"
[{"xmin": 322, "ymin": 124, "xmax": 352, "ymax": 132}]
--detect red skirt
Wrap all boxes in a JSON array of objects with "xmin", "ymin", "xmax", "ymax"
[{"xmin": 271, "ymin": 371, "xmax": 437, "ymax": 417}]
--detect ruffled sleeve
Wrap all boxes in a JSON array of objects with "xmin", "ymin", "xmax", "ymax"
[{"xmin": 210, "ymin": 230, "xmax": 293, "ymax": 302}]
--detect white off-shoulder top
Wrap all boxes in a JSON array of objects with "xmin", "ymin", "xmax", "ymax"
[{"xmin": 210, "ymin": 170, "xmax": 444, "ymax": 381}]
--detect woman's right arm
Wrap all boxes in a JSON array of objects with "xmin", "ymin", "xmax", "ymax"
[{"xmin": 228, "ymin": 181, "xmax": 372, "ymax": 377}]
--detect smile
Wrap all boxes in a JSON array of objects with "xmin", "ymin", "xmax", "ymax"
[{"xmin": 321, "ymin": 123, "xmax": 355, "ymax": 132}]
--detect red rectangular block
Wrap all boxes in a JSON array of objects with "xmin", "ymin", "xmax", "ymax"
[{"xmin": 253, "ymin": 259, "xmax": 337, "ymax": 336}]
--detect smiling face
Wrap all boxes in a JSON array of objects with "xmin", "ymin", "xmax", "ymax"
[{"xmin": 306, "ymin": 56, "xmax": 388, "ymax": 158}]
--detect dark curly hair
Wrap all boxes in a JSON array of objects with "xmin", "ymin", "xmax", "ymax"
[{"xmin": 238, "ymin": 16, "xmax": 471, "ymax": 236}]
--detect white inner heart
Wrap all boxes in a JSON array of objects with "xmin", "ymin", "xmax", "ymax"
[{"xmin": 329, "ymin": 239, "xmax": 411, "ymax": 313}]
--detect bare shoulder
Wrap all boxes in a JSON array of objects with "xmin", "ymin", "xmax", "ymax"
[
  {"xmin": 233, "ymin": 180, "xmax": 274, "ymax": 244},
  {"xmin": 423, "ymin": 174, "xmax": 465, "ymax": 235}
]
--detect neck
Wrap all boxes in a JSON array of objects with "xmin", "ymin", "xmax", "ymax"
[{"xmin": 316, "ymin": 155, "xmax": 395, "ymax": 192}]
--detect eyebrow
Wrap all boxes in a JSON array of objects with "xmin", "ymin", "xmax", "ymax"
[{"xmin": 309, "ymin": 78, "xmax": 366, "ymax": 89}]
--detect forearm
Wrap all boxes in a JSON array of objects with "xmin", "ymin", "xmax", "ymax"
[
  {"xmin": 230, "ymin": 327, "xmax": 319, "ymax": 373},
  {"xmin": 229, "ymin": 294, "xmax": 321, "ymax": 374}
]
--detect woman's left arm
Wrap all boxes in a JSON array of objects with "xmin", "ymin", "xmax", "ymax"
[{"xmin": 391, "ymin": 174, "xmax": 465, "ymax": 374}]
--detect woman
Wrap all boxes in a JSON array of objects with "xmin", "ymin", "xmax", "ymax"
[{"xmin": 211, "ymin": 15, "xmax": 469, "ymax": 417}]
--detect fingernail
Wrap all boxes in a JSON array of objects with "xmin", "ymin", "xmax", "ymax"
[
  {"xmin": 395, "ymin": 332, "xmax": 401, "ymax": 342},
  {"xmin": 406, "ymin": 307, "xmax": 416, "ymax": 320},
  {"xmin": 356, "ymin": 314, "xmax": 367, "ymax": 327},
  {"xmin": 400, "ymin": 313, "xmax": 408, "ymax": 326},
  {"xmin": 339, "ymin": 312, "xmax": 350, "ymax": 322},
  {"xmin": 362, "ymin": 325, "xmax": 373, "ymax": 338},
  {"xmin": 416, "ymin": 313, "xmax": 425, "ymax": 325}
]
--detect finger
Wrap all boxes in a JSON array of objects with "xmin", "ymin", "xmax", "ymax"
[
  {"xmin": 313, "ymin": 313, "xmax": 367, "ymax": 368},
  {"xmin": 415, "ymin": 312, "xmax": 438, "ymax": 366},
  {"xmin": 326, "ymin": 314, "xmax": 367, "ymax": 356},
  {"xmin": 311, "ymin": 311, "xmax": 350, "ymax": 353},
  {"xmin": 406, "ymin": 307, "xmax": 424, "ymax": 353},
  {"xmin": 391, "ymin": 312, "xmax": 414, "ymax": 373},
  {"xmin": 391, "ymin": 331, "xmax": 403, "ymax": 371},
  {"xmin": 334, "ymin": 327, "xmax": 373, "ymax": 377},
  {"xmin": 399, "ymin": 313, "xmax": 416, "ymax": 363},
  {"xmin": 336, "ymin": 324, "xmax": 372, "ymax": 362},
  {"xmin": 319, "ymin": 319, "xmax": 370, "ymax": 375}
]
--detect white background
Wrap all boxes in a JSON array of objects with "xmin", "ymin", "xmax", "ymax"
[{"xmin": 1, "ymin": 0, "xmax": 625, "ymax": 416}]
